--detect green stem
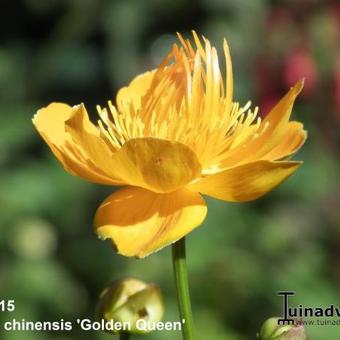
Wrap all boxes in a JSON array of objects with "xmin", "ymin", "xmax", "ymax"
[
  {"xmin": 119, "ymin": 332, "xmax": 130, "ymax": 340},
  {"xmin": 172, "ymin": 237, "xmax": 194, "ymax": 340}
]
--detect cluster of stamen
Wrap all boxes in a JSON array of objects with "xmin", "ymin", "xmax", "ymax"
[{"xmin": 96, "ymin": 32, "xmax": 266, "ymax": 169}]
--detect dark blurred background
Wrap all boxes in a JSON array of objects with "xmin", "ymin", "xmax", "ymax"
[{"xmin": 0, "ymin": 0, "xmax": 339, "ymax": 339}]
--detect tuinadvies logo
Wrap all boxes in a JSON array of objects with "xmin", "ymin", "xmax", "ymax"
[{"xmin": 277, "ymin": 291, "xmax": 340, "ymax": 326}]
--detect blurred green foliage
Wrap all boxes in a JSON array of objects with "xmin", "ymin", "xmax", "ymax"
[{"xmin": 0, "ymin": 0, "xmax": 339, "ymax": 339}]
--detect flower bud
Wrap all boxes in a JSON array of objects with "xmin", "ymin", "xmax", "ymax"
[
  {"xmin": 258, "ymin": 317, "xmax": 307, "ymax": 340},
  {"xmin": 96, "ymin": 278, "xmax": 164, "ymax": 334}
]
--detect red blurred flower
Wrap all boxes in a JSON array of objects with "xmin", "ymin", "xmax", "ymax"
[{"xmin": 283, "ymin": 48, "xmax": 318, "ymax": 96}]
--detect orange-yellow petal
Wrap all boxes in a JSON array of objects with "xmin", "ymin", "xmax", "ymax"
[
  {"xmin": 188, "ymin": 160, "xmax": 301, "ymax": 202},
  {"xmin": 263, "ymin": 121, "xmax": 307, "ymax": 161},
  {"xmin": 34, "ymin": 104, "xmax": 200, "ymax": 191},
  {"xmin": 94, "ymin": 186, "xmax": 207, "ymax": 258},
  {"xmin": 64, "ymin": 104, "xmax": 124, "ymax": 181},
  {"xmin": 219, "ymin": 80, "xmax": 304, "ymax": 168},
  {"xmin": 116, "ymin": 70, "xmax": 156, "ymax": 114},
  {"xmin": 263, "ymin": 80, "xmax": 304, "ymax": 127},
  {"xmin": 245, "ymin": 79, "xmax": 304, "ymax": 161},
  {"xmin": 110, "ymin": 138, "xmax": 201, "ymax": 193},
  {"xmin": 33, "ymin": 103, "xmax": 123, "ymax": 185}
]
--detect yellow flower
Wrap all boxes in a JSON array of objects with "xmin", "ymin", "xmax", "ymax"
[{"xmin": 33, "ymin": 32, "xmax": 306, "ymax": 258}]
